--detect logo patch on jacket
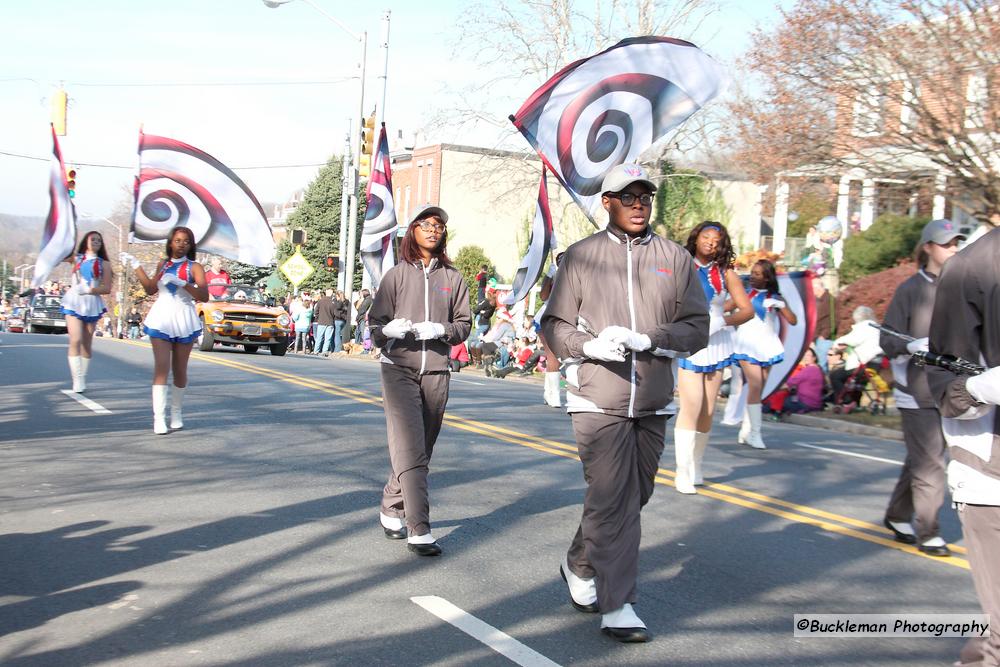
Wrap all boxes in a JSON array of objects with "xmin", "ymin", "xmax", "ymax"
[
  {"xmin": 652, "ymin": 267, "xmax": 673, "ymax": 277},
  {"xmin": 437, "ymin": 286, "xmax": 452, "ymax": 294}
]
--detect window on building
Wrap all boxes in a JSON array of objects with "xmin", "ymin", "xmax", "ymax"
[
  {"xmin": 852, "ymin": 87, "xmax": 886, "ymax": 137},
  {"xmin": 416, "ymin": 161, "xmax": 424, "ymax": 201},
  {"xmin": 965, "ymin": 70, "xmax": 988, "ymax": 129},
  {"xmin": 899, "ymin": 79, "xmax": 920, "ymax": 134},
  {"xmin": 425, "ymin": 160, "xmax": 434, "ymax": 201}
]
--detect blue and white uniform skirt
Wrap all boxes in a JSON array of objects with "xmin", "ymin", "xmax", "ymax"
[
  {"xmin": 733, "ymin": 316, "xmax": 784, "ymax": 367},
  {"xmin": 143, "ymin": 291, "xmax": 200, "ymax": 344},
  {"xmin": 678, "ymin": 326, "xmax": 735, "ymax": 373},
  {"xmin": 61, "ymin": 290, "xmax": 107, "ymax": 323}
]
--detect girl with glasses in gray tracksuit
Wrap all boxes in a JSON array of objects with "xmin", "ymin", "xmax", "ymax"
[{"xmin": 367, "ymin": 205, "xmax": 472, "ymax": 557}]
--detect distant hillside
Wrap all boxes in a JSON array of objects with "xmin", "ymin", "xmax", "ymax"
[{"xmin": 0, "ymin": 213, "xmax": 44, "ymax": 256}]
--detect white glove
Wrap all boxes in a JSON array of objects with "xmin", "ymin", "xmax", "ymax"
[
  {"xmin": 905, "ymin": 337, "xmax": 929, "ymax": 354},
  {"xmin": 157, "ymin": 274, "xmax": 187, "ymax": 291},
  {"xmin": 582, "ymin": 337, "xmax": 626, "ymax": 362},
  {"xmin": 381, "ymin": 318, "xmax": 412, "ymax": 339},
  {"xmin": 709, "ymin": 314, "xmax": 726, "ymax": 336},
  {"xmin": 413, "ymin": 321, "xmax": 446, "ymax": 340},
  {"xmin": 966, "ymin": 366, "xmax": 1000, "ymax": 405},
  {"xmin": 119, "ymin": 252, "xmax": 141, "ymax": 270},
  {"xmin": 598, "ymin": 325, "xmax": 651, "ymax": 352},
  {"xmin": 762, "ymin": 297, "xmax": 785, "ymax": 310}
]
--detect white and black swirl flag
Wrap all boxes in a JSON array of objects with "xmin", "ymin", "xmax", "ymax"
[
  {"xmin": 130, "ymin": 131, "xmax": 275, "ymax": 266},
  {"xmin": 503, "ymin": 167, "xmax": 556, "ymax": 306},
  {"xmin": 510, "ymin": 36, "xmax": 726, "ymax": 223},
  {"xmin": 32, "ymin": 125, "xmax": 77, "ymax": 287},
  {"xmin": 360, "ymin": 123, "xmax": 397, "ymax": 289}
]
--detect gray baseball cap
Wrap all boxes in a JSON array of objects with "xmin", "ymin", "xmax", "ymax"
[
  {"xmin": 601, "ymin": 163, "xmax": 657, "ymax": 194},
  {"xmin": 920, "ymin": 218, "xmax": 965, "ymax": 245},
  {"xmin": 409, "ymin": 204, "xmax": 449, "ymax": 225}
]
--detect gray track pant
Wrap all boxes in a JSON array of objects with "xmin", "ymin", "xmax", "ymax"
[
  {"xmin": 566, "ymin": 412, "xmax": 666, "ymax": 613},
  {"xmin": 379, "ymin": 364, "xmax": 450, "ymax": 537},
  {"xmin": 956, "ymin": 504, "xmax": 1000, "ymax": 667},
  {"xmin": 885, "ymin": 408, "xmax": 947, "ymax": 542}
]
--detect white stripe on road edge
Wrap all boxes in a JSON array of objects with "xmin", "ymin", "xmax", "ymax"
[
  {"xmin": 792, "ymin": 441, "xmax": 902, "ymax": 466},
  {"xmin": 411, "ymin": 596, "xmax": 561, "ymax": 667},
  {"xmin": 60, "ymin": 389, "xmax": 112, "ymax": 415},
  {"xmin": 450, "ymin": 378, "xmax": 486, "ymax": 386}
]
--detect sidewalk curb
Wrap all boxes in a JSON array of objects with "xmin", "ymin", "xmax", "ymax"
[{"xmin": 779, "ymin": 413, "xmax": 903, "ymax": 442}]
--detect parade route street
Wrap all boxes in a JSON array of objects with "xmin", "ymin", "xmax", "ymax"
[{"xmin": 0, "ymin": 334, "xmax": 983, "ymax": 666}]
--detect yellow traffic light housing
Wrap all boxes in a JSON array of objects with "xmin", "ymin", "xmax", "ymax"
[
  {"xmin": 359, "ymin": 113, "xmax": 377, "ymax": 178},
  {"xmin": 66, "ymin": 167, "xmax": 77, "ymax": 198}
]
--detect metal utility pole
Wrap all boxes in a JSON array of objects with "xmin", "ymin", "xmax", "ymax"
[
  {"xmin": 343, "ymin": 29, "xmax": 367, "ymax": 300},
  {"xmin": 337, "ymin": 121, "xmax": 351, "ymax": 292}
]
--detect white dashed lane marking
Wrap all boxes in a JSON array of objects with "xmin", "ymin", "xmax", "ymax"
[{"xmin": 60, "ymin": 389, "xmax": 112, "ymax": 415}]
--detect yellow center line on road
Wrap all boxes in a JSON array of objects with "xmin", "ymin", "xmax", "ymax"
[{"xmin": 113, "ymin": 339, "xmax": 969, "ymax": 568}]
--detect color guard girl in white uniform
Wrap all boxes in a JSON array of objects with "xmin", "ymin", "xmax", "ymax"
[
  {"xmin": 674, "ymin": 222, "xmax": 753, "ymax": 494},
  {"xmin": 122, "ymin": 226, "xmax": 208, "ymax": 434},
  {"xmin": 732, "ymin": 259, "xmax": 797, "ymax": 449},
  {"xmin": 61, "ymin": 231, "xmax": 113, "ymax": 393}
]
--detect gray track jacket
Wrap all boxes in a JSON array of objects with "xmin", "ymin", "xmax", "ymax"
[
  {"xmin": 369, "ymin": 259, "xmax": 472, "ymax": 373},
  {"xmin": 880, "ymin": 269, "xmax": 938, "ymax": 409},
  {"xmin": 541, "ymin": 226, "xmax": 709, "ymax": 418},
  {"xmin": 927, "ymin": 228, "xmax": 1000, "ymax": 505}
]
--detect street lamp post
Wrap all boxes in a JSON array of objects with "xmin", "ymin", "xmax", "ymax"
[{"xmin": 262, "ymin": 0, "xmax": 367, "ymax": 298}]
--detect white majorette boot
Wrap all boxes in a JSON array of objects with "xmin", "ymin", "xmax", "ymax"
[
  {"xmin": 673, "ymin": 428, "xmax": 697, "ymax": 494},
  {"xmin": 68, "ymin": 356, "xmax": 83, "ymax": 393},
  {"xmin": 544, "ymin": 372, "xmax": 562, "ymax": 408},
  {"xmin": 78, "ymin": 356, "xmax": 90, "ymax": 393},
  {"xmin": 737, "ymin": 409, "xmax": 751, "ymax": 445},
  {"xmin": 744, "ymin": 403, "xmax": 767, "ymax": 449},
  {"xmin": 170, "ymin": 385, "xmax": 185, "ymax": 430},
  {"xmin": 693, "ymin": 431, "xmax": 710, "ymax": 485},
  {"xmin": 601, "ymin": 603, "xmax": 649, "ymax": 643},
  {"xmin": 152, "ymin": 385, "xmax": 169, "ymax": 435}
]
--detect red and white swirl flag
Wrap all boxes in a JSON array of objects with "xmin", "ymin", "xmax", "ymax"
[
  {"xmin": 361, "ymin": 123, "xmax": 397, "ymax": 289},
  {"xmin": 31, "ymin": 125, "xmax": 77, "ymax": 288},
  {"xmin": 130, "ymin": 130, "xmax": 275, "ymax": 266},
  {"xmin": 503, "ymin": 167, "xmax": 557, "ymax": 306},
  {"xmin": 510, "ymin": 36, "xmax": 726, "ymax": 223},
  {"xmin": 763, "ymin": 271, "xmax": 815, "ymax": 400}
]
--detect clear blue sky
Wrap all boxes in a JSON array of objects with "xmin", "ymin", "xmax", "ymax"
[{"xmin": 0, "ymin": 0, "xmax": 787, "ymax": 220}]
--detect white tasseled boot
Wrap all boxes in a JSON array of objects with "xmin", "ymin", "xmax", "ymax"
[
  {"xmin": 78, "ymin": 356, "xmax": 90, "ymax": 393},
  {"xmin": 68, "ymin": 356, "xmax": 83, "ymax": 393},
  {"xmin": 544, "ymin": 372, "xmax": 562, "ymax": 408},
  {"xmin": 744, "ymin": 403, "xmax": 767, "ymax": 449},
  {"xmin": 170, "ymin": 385, "xmax": 185, "ymax": 430},
  {"xmin": 737, "ymin": 409, "xmax": 751, "ymax": 445},
  {"xmin": 152, "ymin": 385, "xmax": 169, "ymax": 435},
  {"xmin": 693, "ymin": 431, "xmax": 710, "ymax": 485},
  {"xmin": 673, "ymin": 428, "xmax": 697, "ymax": 494}
]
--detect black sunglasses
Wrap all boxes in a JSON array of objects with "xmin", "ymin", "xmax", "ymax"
[{"xmin": 606, "ymin": 192, "xmax": 653, "ymax": 207}]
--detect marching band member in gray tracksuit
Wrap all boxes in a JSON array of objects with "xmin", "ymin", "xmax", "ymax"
[
  {"xmin": 369, "ymin": 205, "xmax": 472, "ymax": 557},
  {"xmin": 541, "ymin": 164, "xmax": 709, "ymax": 642},
  {"xmin": 879, "ymin": 219, "xmax": 964, "ymax": 556},
  {"xmin": 927, "ymin": 225, "xmax": 1000, "ymax": 667}
]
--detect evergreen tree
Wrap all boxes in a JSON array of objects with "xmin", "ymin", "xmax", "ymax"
[{"xmin": 653, "ymin": 160, "xmax": 730, "ymax": 243}]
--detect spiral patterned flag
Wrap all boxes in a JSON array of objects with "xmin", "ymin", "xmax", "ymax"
[
  {"xmin": 510, "ymin": 36, "xmax": 726, "ymax": 222},
  {"xmin": 32, "ymin": 125, "xmax": 77, "ymax": 288},
  {"xmin": 503, "ymin": 167, "xmax": 556, "ymax": 306},
  {"xmin": 130, "ymin": 131, "xmax": 275, "ymax": 266},
  {"xmin": 762, "ymin": 271, "xmax": 813, "ymax": 400},
  {"xmin": 360, "ymin": 123, "xmax": 397, "ymax": 289}
]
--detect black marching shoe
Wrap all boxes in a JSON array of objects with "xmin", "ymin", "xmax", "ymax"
[
  {"xmin": 601, "ymin": 626, "xmax": 650, "ymax": 643},
  {"xmin": 559, "ymin": 566, "xmax": 599, "ymax": 613},
  {"xmin": 883, "ymin": 518, "xmax": 917, "ymax": 545},
  {"xmin": 384, "ymin": 526, "xmax": 406, "ymax": 540},
  {"xmin": 918, "ymin": 537, "xmax": 951, "ymax": 557},
  {"xmin": 407, "ymin": 541, "xmax": 442, "ymax": 557},
  {"xmin": 380, "ymin": 513, "xmax": 406, "ymax": 540}
]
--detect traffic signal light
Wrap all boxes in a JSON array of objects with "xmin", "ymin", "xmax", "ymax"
[
  {"xmin": 66, "ymin": 167, "xmax": 77, "ymax": 199},
  {"xmin": 325, "ymin": 254, "xmax": 338, "ymax": 270},
  {"xmin": 359, "ymin": 113, "xmax": 376, "ymax": 178}
]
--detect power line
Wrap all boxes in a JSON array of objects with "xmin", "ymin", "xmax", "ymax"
[{"xmin": 0, "ymin": 149, "xmax": 328, "ymax": 170}]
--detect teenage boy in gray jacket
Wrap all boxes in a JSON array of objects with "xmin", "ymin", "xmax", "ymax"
[{"xmin": 541, "ymin": 163, "xmax": 709, "ymax": 642}]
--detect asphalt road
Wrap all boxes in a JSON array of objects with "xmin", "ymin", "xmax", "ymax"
[{"xmin": 0, "ymin": 333, "xmax": 983, "ymax": 666}]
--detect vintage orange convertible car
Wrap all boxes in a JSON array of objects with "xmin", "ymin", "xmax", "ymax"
[{"xmin": 196, "ymin": 284, "xmax": 291, "ymax": 355}]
